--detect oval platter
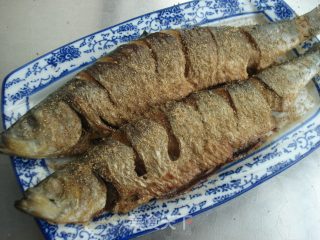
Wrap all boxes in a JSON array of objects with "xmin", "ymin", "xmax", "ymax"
[{"xmin": 2, "ymin": 0, "xmax": 320, "ymax": 239}]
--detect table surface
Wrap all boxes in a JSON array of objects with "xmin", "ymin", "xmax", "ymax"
[{"xmin": 0, "ymin": 0, "xmax": 320, "ymax": 239}]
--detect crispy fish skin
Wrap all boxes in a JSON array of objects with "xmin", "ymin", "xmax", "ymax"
[
  {"xmin": 15, "ymin": 46, "xmax": 320, "ymax": 223},
  {"xmin": 1, "ymin": 6, "xmax": 320, "ymax": 158}
]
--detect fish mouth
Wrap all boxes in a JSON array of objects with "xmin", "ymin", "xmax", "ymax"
[
  {"xmin": 0, "ymin": 127, "xmax": 80, "ymax": 159},
  {"xmin": 0, "ymin": 132, "xmax": 41, "ymax": 158},
  {"xmin": 15, "ymin": 190, "xmax": 63, "ymax": 223},
  {"xmin": 0, "ymin": 133, "xmax": 14, "ymax": 156},
  {"xmin": 14, "ymin": 198, "xmax": 43, "ymax": 219}
]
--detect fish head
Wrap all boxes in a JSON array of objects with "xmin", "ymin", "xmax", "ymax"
[
  {"xmin": 15, "ymin": 163, "xmax": 107, "ymax": 223},
  {"xmin": 0, "ymin": 99, "xmax": 83, "ymax": 158},
  {"xmin": 304, "ymin": 4, "xmax": 320, "ymax": 36}
]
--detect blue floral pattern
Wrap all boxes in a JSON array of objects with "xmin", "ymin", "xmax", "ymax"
[
  {"xmin": 157, "ymin": 5, "xmax": 185, "ymax": 27},
  {"xmin": 46, "ymin": 46, "xmax": 81, "ymax": 67},
  {"xmin": 274, "ymin": 1, "xmax": 293, "ymax": 19},
  {"xmin": 215, "ymin": 0, "xmax": 243, "ymax": 15},
  {"xmin": 2, "ymin": 1, "xmax": 320, "ymax": 240},
  {"xmin": 252, "ymin": 0, "xmax": 293, "ymax": 19}
]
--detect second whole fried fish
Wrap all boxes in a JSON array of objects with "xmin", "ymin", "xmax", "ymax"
[
  {"xmin": 15, "ymin": 44, "xmax": 320, "ymax": 223},
  {"xmin": 1, "ymin": 6, "xmax": 320, "ymax": 158}
]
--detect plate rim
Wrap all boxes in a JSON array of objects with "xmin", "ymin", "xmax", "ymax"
[{"xmin": 3, "ymin": 1, "xmax": 320, "ymax": 240}]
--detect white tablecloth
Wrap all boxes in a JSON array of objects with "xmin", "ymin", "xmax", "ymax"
[{"xmin": 0, "ymin": 0, "xmax": 319, "ymax": 239}]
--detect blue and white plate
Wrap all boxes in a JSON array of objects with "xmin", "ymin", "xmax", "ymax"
[{"xmin": 2, "ymin": 0, "xmax": 320, "ymax": 239}]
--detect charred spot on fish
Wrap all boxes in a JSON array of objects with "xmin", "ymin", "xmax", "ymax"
[
  {"xmin": 26, "ymin": 114, "xmax": 39, "ymax": 129},
  {"xmin": 127, "ymin": 193, "xmax": 140, "ymax": 202},
  {"xmin": 99, "ymin": 116, "xmax": 118, "ymax": 130},
  {"xmin": 91, "ymin": 138, "xmax": 105, "ymax": 145},
  {"xmin": 163, "ymin": 165, "xmax": 220, "ymax": 198},
  {"xmin": 233, "ymin": 138, "xmax": 262, "ymax": 158},
  {"xmin": 225, "ymin": 89, "xmax": 237, "ymax": 114},
  {"xmin": 133, "ymin": 149, "xmax": 148, "ymax": 177},
  {"xmin": 111, "ymin": 130, "xmax": 131, "ymax": 147},
  {"xmin": 183, "ymin": 95, "xmax": 199, "ymax": 111},
  {"xmin": 105, "ymin": 182, "xmax": 120, "ymax": 211},
  {"xmin": 247, "ymin": 66, "xmax": 258, "ymax": 76},
  {"xmin": 207, "ymin": 82, "xmax": 227, "ymax": 90},
  {"xmin": 72, "ymin": 109, "xmax": 91, "ymax": 132}
]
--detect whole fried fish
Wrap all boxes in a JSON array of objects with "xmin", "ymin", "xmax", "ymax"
[
  {"xmin": 1, "ymin": 6, "xmax": 320, "ymax": 158},
  {"xmin": 15, "ymin": 44, "xmax": 320, "ymax": 223}
]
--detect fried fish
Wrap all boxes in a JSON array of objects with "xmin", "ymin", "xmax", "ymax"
[
  {"xmin": 15, "ymin": 44, "xmax": 320, "ymax": 223},
  {"xmin": 1, "ymin": 6, "xmax": 320, "ymax": 158}
]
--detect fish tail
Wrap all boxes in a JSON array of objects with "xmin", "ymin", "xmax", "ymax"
[
  {"xmin": 301, "ymin": 5, "xmax": 320, "ymax": 36},
  {"xmin": 241, "ymin": 5, "xmax": 320, "ymax": 70}
]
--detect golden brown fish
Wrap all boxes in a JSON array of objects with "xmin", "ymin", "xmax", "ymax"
[
  {"xmin": 15, "ymin": 45, "xmax": 320, "ymax": 223},
  {"xmin": 1, "ymin": 6, "xmax": 320, "ymax": 158}
]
